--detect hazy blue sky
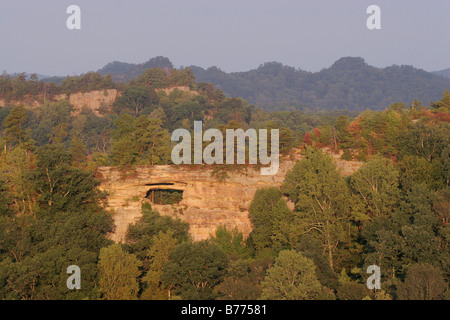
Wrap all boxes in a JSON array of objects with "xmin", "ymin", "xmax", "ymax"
[{"xmin": 1, "ymin": 0, "xmax": 449, "ymax": 76}]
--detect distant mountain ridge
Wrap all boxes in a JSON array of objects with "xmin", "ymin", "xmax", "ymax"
[
  {"xmin": 433, "ymin": 68, "xmax": 450, "ymax": 78},
  {"xmin": 95, "ymin": 56, "xmax": 450, "ymax": 111},
  {"xmin": 97, "ymin": 56, "xmax": 174, "ymax": 82},
  {"xmin": 4, "ymin": 72, "xmax": 51, "ymax": 80},
  {"xmin": 14, "ymin": 56, "xmax": 446, "ymax": 111},
  {"xmin": 190, "ymin": 57, "xmax": 450, "ymax": 111}
]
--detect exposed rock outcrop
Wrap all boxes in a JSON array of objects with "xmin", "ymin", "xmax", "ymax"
[
  {"xmin": 98, "ymin": 164, "xmax": 289, "ymax": 243},
  {"xmin": 0, "ymin": 89, "xmax": 120, "ymax": 117},
  {"xmin": 0, "ymin": 97, "xmax": 43, "ymax": 109},
  {"xmin": 97, "ymin": 151, "xmax": 362, "ymax": 243},
  {"xmin": 155, "ymin": 86, "xmax": 198, "ymax": 96},
  {"xmin": 54, "ymin": 89, "xmax": 119, "ymax": 116}
]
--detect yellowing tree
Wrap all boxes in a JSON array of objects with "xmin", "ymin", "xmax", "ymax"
[
  {"xmin": 141, "ymin": 231, "xmax": 178, "ymax": 300},
  {"xmin": 261, "ymin": 250, "xmax": 324, "ymax": 300},
  {"xmin": 98, "ymin": 244, "xmax": 142, "ymax": 300}
]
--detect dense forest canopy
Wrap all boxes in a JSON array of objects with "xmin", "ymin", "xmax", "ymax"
[
  {"xmin": 193, "ymin": 57, "xmax": 450, "ymax": 111},
  {"xmin": 0, "ymin": 63, "xmax": 449, "ymax": 300}
]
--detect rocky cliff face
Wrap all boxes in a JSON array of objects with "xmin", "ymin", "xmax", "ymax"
[
  {"xmin": 0, "ymin": 97, "xmax": 43, "ymax": 109},
  {"xmin": 54, "ymin": 89, "xmax": 119, "ymax": 116},
  {"xmin": 97, "ymin": 151, "xmax": 362, "ymax": 243},
  {"xmin": 0, "ymin": 89, "xmax": 120, "ymax": 116},
  {"xmin": 97, "ymin": 164, "xmax": 291, "ymax": 243}
]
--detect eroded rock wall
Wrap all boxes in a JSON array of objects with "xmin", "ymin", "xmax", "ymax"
[
  {"xmin": 97, "ymin": 150, "xmax": 362, "ymax": 243},
  {"xmin": 54, "ymin": 89, "xmax": 119, "ymax": 116},
  {"xmin": 0, "ymin": 89, "xmax": 120, "ymax": 117},
  {"xmin": 97, "ymin": 161, "xmax": 295, "ymax": 243}
]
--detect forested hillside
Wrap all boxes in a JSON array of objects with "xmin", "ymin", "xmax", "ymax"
[
  {"xmin": 97, "ymin": 56, "xmax": 174, "ymax": 82},
  {"xmin": 193, "ymin": 57, "xmax": 450, "ymax": 111},
  {"xmin": 30, "ymin": 56, "xmax": 450, "ymax": 111},
  {"xmin": 0, "ymin": 67, "xmax": 449, "ymax": 300},
  {"xmin": 85, "ymin": 55, "xmax": 450, "ymax": 111},
  {"xmin": 434, "ymin": 68, "xmax": 450, "ymax": 78}
]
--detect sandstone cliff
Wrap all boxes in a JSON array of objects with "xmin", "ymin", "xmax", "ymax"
[
  {"xmin": 54, "ymin": 89, "xmax": 119, "ymax": 116},
  {"xmin": 98, "ymin": 151, "xmax": 362, "ymax": 243},
  {"xmin": 0, "ymin": 89, "xmax": 119, "ymax": 116},
  {"xmin": 1, "ymin": 87, "xmax": 202, "ymax": 116}
]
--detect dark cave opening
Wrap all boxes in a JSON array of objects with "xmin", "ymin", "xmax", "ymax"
[{"xmin": 145, "ymin": 188, "xmax": 183, "ymax": 205}]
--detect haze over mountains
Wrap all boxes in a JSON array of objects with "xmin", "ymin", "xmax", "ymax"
[
  {"xmin": 19, "ymin": 56, "xmax": 450, "ymax": 111},
  {"xmin": 190, "ymin": 58, "xmax": 450, "ymax": 111},
  {"xmin": 98, "ymin": 56, "xmax": 450, "ymax": 111},
  {"xmin": 433, "ymin": 68, "xmax": 450, "ymax": 78}
]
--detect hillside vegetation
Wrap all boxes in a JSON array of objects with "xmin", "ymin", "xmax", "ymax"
[
  {"xmin": 0, "ymin": 66, "xmax": 449, "ymax": 300},
  {"xmin": 193, "ymin": 57, "xmax": 450, "ymax": 111},
  {"xmin": 94, "ymin": 56, "xmax": 450, "ymax": 111}
]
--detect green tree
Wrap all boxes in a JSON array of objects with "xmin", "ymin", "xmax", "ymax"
[
  {"xmin": 161, "ymin": 241, "xmax": 228, "ymax": 300},
  {"xmin": 260, "ymin": 250, "xmax": 324, "ymax": 300},
  {"xmin": 125, "ymin": 203, "xmax": 189, "ymax": 262},
  {"xmin": 397, "ymin": 155, "xmax": 444, "ymax": 191},
  {"xmin": 0, "ymin": 144, "xmax": 113, "ymax": 299},
  {"xmin": 135, "ymin": 68, "xmax": 167, "ymax": 89},
  {"xmin": 30, "ymin": 144, "xmax": 104, "ymax": 213},
  {"xmin": 216, "ymin": 257, "xmax": 268, "ymax": 300},
  {"xmin": 210, "ymin": 225, "xmax": 249, "ymax": 258},
  {"xmin": 70, "ymin": 136, "xmax": 87, "ymax": 165},
  {"xmin": 350, "ymin": 156, "xmax": 400, "ymax": 217},
  {"xmin": 433, "ymin": 188, "xmax": 450, "ymax": 227},
  {"xmin": 133, "ymin": 116, "xmax": 170, "ymax": 165},
  {"xmin": 362, "ymin": 183, "xmax": 449, "ymax": 283},
  {"xmin": 1, "ymin": 146, "xmax": 35, "ymax": 215},
  {"xmin": 114, "ymin": 85, "xmax": 158, "ymax": 116},
  {"xmin": 111, "ymin": 115, "xmax": 171, "ymax": 166},
  {"xmin": 431, "ymin": 89, "xmax": 450, "ymax": 109},
  {"xmin": 98, "ymin": 244, "xmax": 142, "ymax": 300},
  {"xmin": 278, "ymin": 127, "xmax": 295, "ymax": 155},
  {"xmin": 282, "ymin": 149, "xmax": 358, "ymax": 270},
  {"xmin": 397, "ymin": 263, "xmax": 447, "ymax": 300},
  {"xmin": 141, "ymin": 230, "xmax": 178, "ymax": 300},
  {"xmin": 4, "ymin": 105, "xmax": 33, "ymax": 150},
  {"xmin": 400, "ymin": 122, "xmax": 449, "ymax": 162},
  {"xmin": 248, "ymin": 187, "xmax": 283, "ymax": 252},
  {"xmin": 271, "ymin": 198, "xmax": 296, "ymax": 251},
  {"xmin": 295, "ymin": 235, "xmax": 340, "ymax": 290}
]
